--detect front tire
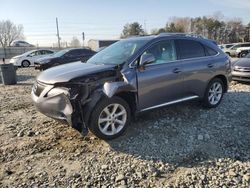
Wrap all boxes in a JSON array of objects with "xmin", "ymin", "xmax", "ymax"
[
  {"xmin": 203, "ymin": 78, "xmax": 224, "ymax": 108},
  {"xmin": 89, "ymin": 97, "xmax": 131, "ymax": 140},
  {"xmin": 22, "ymin": 60, "xmax": 30, "ymax": 67}
]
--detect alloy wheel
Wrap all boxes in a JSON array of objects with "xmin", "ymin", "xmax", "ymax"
[
  {"xmin": 208, "ymin": 82, "xmax": 223, "ymax": 105},
  {"xmin": 98, "ymin": 103, "xmax": 127, "ymax": 136}
]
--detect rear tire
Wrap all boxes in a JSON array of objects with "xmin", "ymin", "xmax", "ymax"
[
  {"xmin": 239, "ymin": 52, "xmax": 248, "ymax": 58},
  {"xmin": 89, "ymin": 96, "xmax": 131, "ymax": 140},
  {"xmin": 22, "ymin": 60, "xmax": 30, "ymax": 67},
  {"xmin": 202, "ymin": 78, "xmax": 225, "ymax": 108}
]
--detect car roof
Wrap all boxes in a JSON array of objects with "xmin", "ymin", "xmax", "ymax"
[{"xmin": 123, "ymin": 33, "xmax": 218, "ymax": 48}]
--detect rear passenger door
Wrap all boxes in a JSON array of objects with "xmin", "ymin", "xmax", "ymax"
[{"xmin": 175, "ymin": 39, "xmax": 218, "ymax": 97}]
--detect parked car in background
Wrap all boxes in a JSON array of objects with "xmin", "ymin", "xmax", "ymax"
[
  {"xmin": 236, "ymin": 47, "xmax": 250, "ymax": 57},
  {"xmin": 232, "ymin": 53, "xmax": 250, "ymax": 82},
  {"xmin": 34, "ymin": 48, "xmax": 96, "ymax": 70},
  {"xmin": 31, "ymin": 33, "xmax": 231, "ymax": 140},
  {"xmin": 224, "ymin": 42, "xmax": 250, "ymax": 57},
  {"xmin": 219, "ymin": 43, "xmax": 235, "ymax": 50},
  {"xmin": 11, "ymin": 40, "xmax": 35, "ymax": 47},
  {"xmin": 10, "ymin": 49, "xmax": 55, "ymax": 67}
]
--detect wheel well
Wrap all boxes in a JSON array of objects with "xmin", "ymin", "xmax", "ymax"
[
  {"xmin": 214, "ymin": 75, "xmax": 228, "ymax": 92},
  {"xmin": 115, "ymin": 92, "xmax": 136, "ymax": 115}
]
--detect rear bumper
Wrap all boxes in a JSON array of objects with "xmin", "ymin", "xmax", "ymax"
[
  {"xmin": 232, "ymin": 70, "xmax": 250, "ymax": 82},
  {"xmin": 31, "ymin": 85, "xmax": 73, "ymax": 125}
]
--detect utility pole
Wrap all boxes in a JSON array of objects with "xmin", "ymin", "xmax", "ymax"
[
  {"xmin": 82, "ymin": 32, "xmax": 85, "ymax": 47},
  {"xmin": 144, "ymin": 20, "xmax": 147, "ymax": 34},
  {"xmin": 56, "ymin": 17, "xmax": 61, "ymax": 49}
]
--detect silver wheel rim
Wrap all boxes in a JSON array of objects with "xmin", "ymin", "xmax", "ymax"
[
  {"xmin": 98, "ymin": 103, "xmax": 127, "ymax": 136},
  {"xmin": 23, "ymin": 61, "xmax": 29, "ymax": 67},
  {"xmin": 208, "ymin": 82, "xmax": 223, "ymax": 105}
]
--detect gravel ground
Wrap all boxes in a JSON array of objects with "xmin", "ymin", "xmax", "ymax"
[{"xmin": 0, "ymin": 67, "xmax": 249, "ymax": 188}]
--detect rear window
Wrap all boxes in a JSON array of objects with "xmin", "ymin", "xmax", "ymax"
[
  {"xmin": 205, "ymin": 46, "xmax": 218, "ymax": 56},
  {"xmin": 176, "ymin": 39, "xmax": 206, "ymax": 59}
]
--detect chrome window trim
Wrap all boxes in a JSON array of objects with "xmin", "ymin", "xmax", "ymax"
[
  {"xmin": 140, "ymin": 95, "xmax": 199, "ymax": 112},
  {"xmin": 129, "ymin": 42, "xmax": 220, "ymax": 69}
]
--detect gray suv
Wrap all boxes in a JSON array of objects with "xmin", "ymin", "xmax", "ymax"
[{"xmin": 31, "ymin": 33, "xmax": 231, "ymax": 140}]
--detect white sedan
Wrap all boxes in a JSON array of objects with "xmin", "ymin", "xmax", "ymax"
[{"xmin": 10, "ymin": 49, "xmax": 55, "ymax": 67}]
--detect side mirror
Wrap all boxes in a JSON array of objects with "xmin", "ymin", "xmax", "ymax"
[{"xmin": 140, "ymin": 53, "xmax": 155, "ymax": 66}]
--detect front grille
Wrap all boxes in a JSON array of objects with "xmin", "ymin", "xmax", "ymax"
[
  {"xmin": 33, "ymin": 81, "xmax": 46, "ymax": 97},
  {"xmin": 232, "ymin": 76, "xmax": 250, "ymax": 81},
  {"xmin": 234, "ymin": 66, "xmax": 250, "ymax": 72}
]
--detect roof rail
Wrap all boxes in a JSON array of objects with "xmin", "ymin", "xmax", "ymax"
[{"xmin": 158, "ymin": 32, "xmax": 206, "ymax": 39}]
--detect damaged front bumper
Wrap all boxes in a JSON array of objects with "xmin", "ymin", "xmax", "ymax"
[{"xmin": 31, "ymin": 83, "xmax": 73, "ymax": 125}]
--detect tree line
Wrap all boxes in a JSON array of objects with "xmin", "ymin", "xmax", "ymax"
[{"xmin": 121, "ymin": 13, "xmax": 250, "ymax": 44}]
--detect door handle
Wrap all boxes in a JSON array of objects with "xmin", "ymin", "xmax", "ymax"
[
  {"xmin": 207, "ymin": 63, "xmax": 214, "ymax": 68},
  {"xmin": 173, "ymin": 68, "xmax": 182, "ymax": 74}
]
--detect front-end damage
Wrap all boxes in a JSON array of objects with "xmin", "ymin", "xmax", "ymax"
[
  {"xmin": 32, "ymin": 65, "xmax": 138, "ymax": 136},
  {"xmin": 69, "ymin": 66, "xmax": 138, "ymax": 135}
]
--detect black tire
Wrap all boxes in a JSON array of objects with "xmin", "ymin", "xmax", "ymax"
[
  {"xmin": 22, "ymin": 60, "xmax": 30, "ymax": 67},
  {"xmin": 202, "ymin": 78, "xmax": 225, "ymax": 108},
  {"xmin": 89, "ymin": 96, "xmax": 131, "ymax": 140},
  {"xmin": 240, "ymin": 52, "xmax": 248, "ymax": 58}
]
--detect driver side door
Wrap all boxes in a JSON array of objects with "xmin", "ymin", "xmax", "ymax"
[{"xmin": 136, "ymin": 40, "xmax": 185, "ymax": 111}]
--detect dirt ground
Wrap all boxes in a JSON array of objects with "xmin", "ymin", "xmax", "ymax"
[{"xmin": 0, "ymin": 67, "xmax": 249, "ymax": 188}]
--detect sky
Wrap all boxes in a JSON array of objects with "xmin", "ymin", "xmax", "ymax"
[{"xmin": 0, "ymin": 0, "xmax": 250, "ymax": 47}]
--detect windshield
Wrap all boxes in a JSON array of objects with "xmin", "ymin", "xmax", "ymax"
[
  {"xmin": 53, "ymin": 49, "xmax": 70, "ymax": 57},
  {"xmin": 87, "ymin": 39, "xmax": 150, "ymax": 65}
]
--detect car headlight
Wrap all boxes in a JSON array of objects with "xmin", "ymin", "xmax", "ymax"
[{"xmin": 47, "ymin": 87, "xmax": 69, "ymax": 97}]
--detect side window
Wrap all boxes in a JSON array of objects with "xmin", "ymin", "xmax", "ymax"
[
  {"xmin": 176, "ymin": 39, "xmax": 206, "ymax": 59},
  {"xmin": 242, "ymin": 43, "xmax": 250, "ymax": 47},
  {"xmin": 29, "ymin": 51, "xmax": 40, "ymax": 57},
  {"xmin": 144, "ymin": 40, "xmax": 177, "ymax": 64},
  {"xmin": 66, "ymin": 49, "xmax": 81, "ymax": 56},
  {"xmin": 43, "ymin": 50, "xmax": 53, "ymax": 55},
  {"xmin": 205, "ymin": 46, "xmax": 218, "ymax": 56}
]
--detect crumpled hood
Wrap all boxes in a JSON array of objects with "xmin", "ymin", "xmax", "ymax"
[
  {"xmin": 37, "ymin": 61, "xmax": 117, "ymax": 84},
  {"xmin": 233, "ymin": 58, "xmax": 250, "ymax": 67}
]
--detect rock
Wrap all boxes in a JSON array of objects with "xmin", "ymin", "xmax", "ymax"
[
  {"xmin": 35, "ymin": 131, "xmax": 40, "ymax": 136},
  {"xmin": 17, "ymin": 129, "xmax": 25, "ymax": 137},
  {"xmin": 197, "ymin": 134, "xmax": 204, "ymax": 140},
  {"xmin": 204, "ymin": 133, "xmax": 210, "ymax": 139},
  {"xmin": 242, "ymin": 174, "xmax": 250, "ymax": 182},
  {"xmin": 27, "ymin": 130, "xmax": 35, "ymax": 137},
  {"xmin": 228, "ymin": 169, "xmax": 237, "ymax": 177},
  {"xmin": 73, "ymin": 172, "xmax": 81, "ymax": 178},
  {"xmin": 118, "ymin": 185, "xmax": 127, "ymax": 188},
  {"xmin": 101, "ymin": 165, "xmax": 108, "ymax": 170},
  {"xmin": 4, "ymin": 168, "xmax": 13, "ymax": 176},
  {"xmin": 116, "ymin": 174, "xmax": 126, "ymax": 182}
]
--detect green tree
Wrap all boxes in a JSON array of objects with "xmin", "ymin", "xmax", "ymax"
[{"xmin": 121, "ymin": 22, "xmax": 145, "ymax": 38}]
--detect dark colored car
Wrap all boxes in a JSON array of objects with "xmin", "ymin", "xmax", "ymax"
[
  {"xmin": 232, "ymin": 53, "xmax": 250, "ymax": 82},
  {"xmin": 34, "ymin": 48, "xmax": 96, "ymax": 70},
  {"xmin": 31, "ymin": 33, "xmax": 231, "ymax": 140}
]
